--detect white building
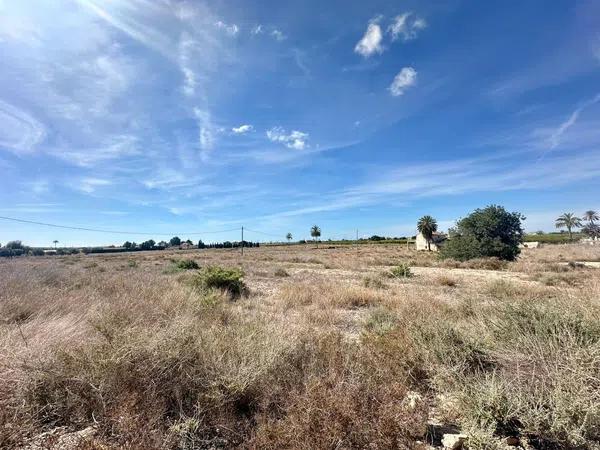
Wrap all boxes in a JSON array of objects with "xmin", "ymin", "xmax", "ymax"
[{"xmin": 415, "ymin": 231, "xmax": 448, "ymax": 251}]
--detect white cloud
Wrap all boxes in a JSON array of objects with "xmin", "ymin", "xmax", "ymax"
[
  {"xmin": 251, "ymin": 24, "xmax": 263, "ymax": 35},
  {"xmin": 388, "ymin": 13, "xmax": 426, "ymax": 42},
  {"xmin": 354, "ymin": 18, "xmax": 384, "ymax": 57},
  {"xmin": 215, "ymin": 21, "xmax": 239, "ymax": 36},
  {"xmin": 232, "ymin": 124, "xmax": 253, "ymax": 134},
  {"xmin": 266, "ymin": 127, "xmax": 309, "ymax": 150},
  {"xmin": 389, "ymin": 67, "xmax": 417, "ymax": 96},
  {"xmin": 271, "ymin": 29, "xmax": 286, "ymax": 41}
]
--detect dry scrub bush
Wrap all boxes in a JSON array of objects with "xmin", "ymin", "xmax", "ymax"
[
  {"xmin": 362, "ymin": 275, "xmax": 387, "ymax": 289},
  {"xmin": 273, "ymin": 267, "xmax": 289, "ymax": 277},
  {"xmin": 436, "ymin": 275, "xmax": 457, "ymax": 287},
  {"xmin": 251, "ymin": 333, "xmax": 428, "ymax": 449},
  {"xmin": 386, "ymin": 283, "xmax": 600, "ymax": 448}
]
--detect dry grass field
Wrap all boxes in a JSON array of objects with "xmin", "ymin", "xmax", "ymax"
[{"xmin": 1, "ymin": 243, "xmax": 599, "ymax": 449}]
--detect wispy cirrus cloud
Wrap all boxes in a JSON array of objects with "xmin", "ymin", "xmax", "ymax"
[
  {"xmin": 539, "ymin": 93, "xmax": 600, "ymax": 150},
  {"xmin": 0, "ymin": 100, "xmax": 46, "ymax": 154},
  {"xmin": 260, "ymin": 149, "xmax": 600, "ymax": 221},
  {"xmin": 388, "ymin": 13, "xmax": 426, "ymax": 42},
  {"xmin": 48, "ymin": 135, "xmax": 141, "ymax": 168},
  {"xmin": 75, "ymin": 177, "xmax": 112, "ymax": 194},
  {"xmin": 215, "ymin": 20, "xmax": 239, "ymax": 36}
]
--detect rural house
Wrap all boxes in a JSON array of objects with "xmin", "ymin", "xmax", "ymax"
[{"xmin": 416, "ymin": 231, "xmax": 448, "ymax": 251}]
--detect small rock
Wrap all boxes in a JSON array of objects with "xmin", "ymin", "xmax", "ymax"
[
  {"xmin": 506, "ymin": 436, "xmax": 520, "ymax": 446},
  {"xmin": 442, "ymin": 433, "xmax": 467, "ymax": 450}
]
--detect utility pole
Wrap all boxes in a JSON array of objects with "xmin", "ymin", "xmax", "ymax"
[
  {"xmin": 356, "ymin": 229, "xmax": 359, "ymax": 257},
  {"xmin": 241, "ymin": 226, "xmax": 244, "ymax": 256}
]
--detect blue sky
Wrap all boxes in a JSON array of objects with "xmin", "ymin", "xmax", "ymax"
[{"xmin": 1, "ymin": 0, "xmax": 599, "ymax": 246}]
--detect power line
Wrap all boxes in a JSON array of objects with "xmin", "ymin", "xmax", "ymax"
[{"xmin": 0, "ymin": 215, "xmax": 240, "ymax": 236}]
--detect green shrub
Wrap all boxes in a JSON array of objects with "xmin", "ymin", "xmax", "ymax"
[
  {"xmin": 389, "ymin": 263, "xmax": 412, "ymax": 278},
  {"xmin": 175, "ymin": 259, "xmax": 200, "ymax": 270},
  {"xmin": 193, "ymin": 266, "xmax": 247, "ymax": 298},
  {"xmin": 440, "ymin": 205, "xmax": 525, "ymax": 261}
]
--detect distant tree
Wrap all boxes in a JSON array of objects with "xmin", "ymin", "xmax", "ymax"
[
  {"xmin": 310, "ymin": 225, "xmax": 321, "ymax": 248},
  {"xmin": 555, "ymin": 213, "xmax": 582, "ymax": 241},
  {"xmin": 440, "ymin": 205, "xmax": 525, "ymax": 261},
  {"xmin": 139, "ymin": 239, "xmax": 155, "ymax": 250},
  {"xmin": 417, "ymin": 215, "xmax": 438, "ymax": 251},
  {"xmin": 157, "ymin": 241, "xmax": 168, "ymax": 248},
  {"xmin": 198, "ymin": 240, "xmax": 206, "ymax": 249},
  {"xmin": 170, "ymin": 236, "xmax": 181, "ymax": 247},
  {"xmin": 535, "ymin": 230, "xmax": 544, "ymax": 235},
  {"xmin": 123, "ymin": 241, "xmax": 133, "ymax": 249},
  {"xmin": 185, "ymin": 239, "xmax": 193, "ymax": 245},
  {"xmin": 286, "ymin": 232, "xmax": 293, "ymax": 244},
  {"xmin": 583, "ymin": 210, "xmax": 599, "ymax": 225},
  {"xmin": 53, "ymin": 240, "xmax": 59, "ymax": 249},
  {"xmin": 6, "ymin": 241, "xmax": 24, "ymax": 250},
  {"xmin": 369, "ymin": 235, "xmax": 385, "ymax": 241}
]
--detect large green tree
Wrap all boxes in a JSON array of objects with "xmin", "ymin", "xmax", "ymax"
[
  {"xmin": 417, "ymin": 215, "xmax": 438, "ymax": 251},
  {"xmin": 440, "ymin": 205, "xmax": 525, "ymax": 261},
  {"xmin": 555, "ymin": 213, "xmax": 582, "ymax": 241}
]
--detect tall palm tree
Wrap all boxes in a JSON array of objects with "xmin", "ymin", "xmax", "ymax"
[
  {"xmin": 310, "ymin": 225, "xmax": 321, "ymax": 248},
  {"xmin": 286, "ymin": 232, "xmax": 293, "ymax": 244},
  {"xmin": 417, "ymin": 215, "xmax": 438, "ymax": 251},
  {"xmin": 53, "ymin": 240, "xmax": 59, "ymax": 249},
  {"xmin": 555, "ymin": 213, "xmax": 582, "ymax": 241},
  {"xmin": 583, "ymin": 210, "xmax": 599, "ymax": 225}
]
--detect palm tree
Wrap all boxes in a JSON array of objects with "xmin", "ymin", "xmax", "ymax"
[
  {"xmin": 286, "ymin": 232, "xmax": 293, "ymax": 244},
  {"xmin": 555, "ymin": 213, "xmax": 582, "ymax": 241},
  {"xmin": 53, "ymin": 240, "xmax": 59, "ymax": 249},
  {"xmin": 417, "ymin": 215, "xmax": 438, "ymax": 251},
  {"xmin": 582, "ymin": 223, "xmax": 600, "ymax": 240},
  {"xmin": 310, "ymin": 225, "xmax": 321, "ymax": 248},
  {"xmin": 583, "ymin": 210, "xmax": 599, "ymax": 225}
]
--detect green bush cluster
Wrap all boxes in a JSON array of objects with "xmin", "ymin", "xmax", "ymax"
[
  {"xmin": 174, "ymin": 259, "xmax": 200, "ymax": 270},
  {"xmin": 193, "ymin": 266, "xmax": 247, "ymax": 298},
  {"xmin": 389, "ymin": 263, "xmax": 412, "ymax": 278}
]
